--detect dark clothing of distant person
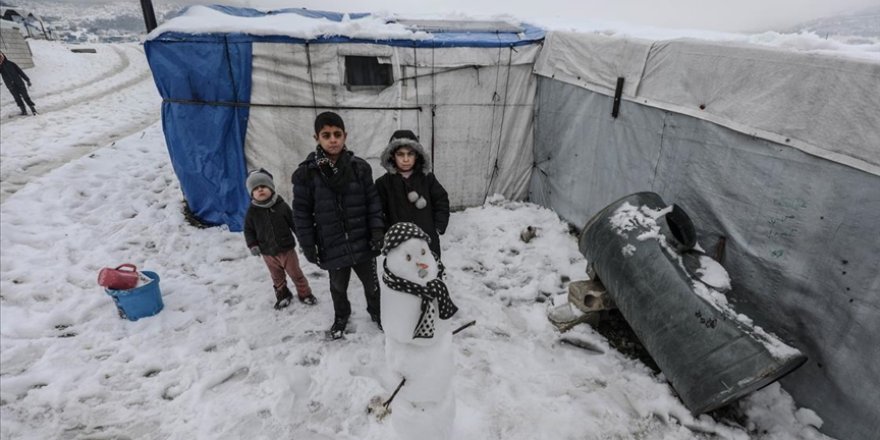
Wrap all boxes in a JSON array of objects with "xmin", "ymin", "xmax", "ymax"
[{"xmin": 0, "ymin": 55, "xmax": 37, "ymax": 115}]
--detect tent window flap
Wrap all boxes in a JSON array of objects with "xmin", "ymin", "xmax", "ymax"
[{"xmin": 344, "ymin": 55, "xmax": 393, "ymax": 89}]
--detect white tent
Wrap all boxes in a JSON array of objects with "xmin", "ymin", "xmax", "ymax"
[
  {"xmin": 530, "ymin": 31, "xmax": 880, "ymax": 440},
  {"xmin": 146, "ymin": 5, "xmax": 544, "ymax": 229}
]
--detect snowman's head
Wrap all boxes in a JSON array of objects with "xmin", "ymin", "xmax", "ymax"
[
  {"xmin": 382, "ymin": 222, "xmax": 439, "ymax": 285},
  {"xmin": 385, "ymin": 237, "xmax": 438, "ymax": 284}
]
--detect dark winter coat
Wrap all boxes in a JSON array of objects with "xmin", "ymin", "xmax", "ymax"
[
  {"xmin": 375, "ymin": 172, "xmax": 449, "ymax": 256},
  {"xmin": 291, "ymin": 149, "xmax": 384, "ymax": 270},
  {"xmin": 376, "ymin": 137, "xmax": 450, "ymax": 256},
  {"xmin": 0, "ymin": 58, "xmax": 30, "ymax": 93},
  {"xmin": 243, "ymin": 196, "xmax": 298, "ymax": 256}
]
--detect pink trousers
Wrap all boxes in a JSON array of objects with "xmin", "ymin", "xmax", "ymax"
[{"xmin": 262, "ymin": 249, "xmax": 312, "ymax": 298}]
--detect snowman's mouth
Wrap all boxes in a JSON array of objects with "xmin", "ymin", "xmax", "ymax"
[{"xmin": 417, "ymin": 268, "xmax": 428, "ymax": 279}]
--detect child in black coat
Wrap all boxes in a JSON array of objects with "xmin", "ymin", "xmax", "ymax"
[
  {"xmin": 375, "ymin": 130, "xmax": 450, "ymax": 258},
  {"xmin": 244, "ymin": 169, "xmax": 316, "ymax": 309}
]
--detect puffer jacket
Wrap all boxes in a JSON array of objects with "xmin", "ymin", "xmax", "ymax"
[{"xmin": 291, "ymin": 149, "xmax": 384, "ymax": 270}]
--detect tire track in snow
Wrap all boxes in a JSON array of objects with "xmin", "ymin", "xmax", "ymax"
[
  {"xmin": 0, "ymin": 47, "xmax": 161, "ymax": 204},
  {"xmin": 0, "ymin": 46, "xmax": 129, "ymax": 113},
  {"xmin": 2, "ymin": 46, "xmax": 151, "ymax": 118}
]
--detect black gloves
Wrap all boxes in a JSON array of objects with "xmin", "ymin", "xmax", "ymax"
[
  {"xmin": 302, "ymin": 245, "xmax": 318, "ymax": 264},
  {"xmin": 370, "ymin": 229, "xmax": 385, "ymax": 252}
]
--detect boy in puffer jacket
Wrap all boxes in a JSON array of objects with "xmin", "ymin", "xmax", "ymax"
[
  {"xmin": 375, "ymin": 130, "xmax": 450, "ymax": 258},
  {"xmin": 244, "ymin": 169, "xmax": 316, "ymax": 310}
]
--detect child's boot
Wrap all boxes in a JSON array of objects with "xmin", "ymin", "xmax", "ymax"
[
  {"xmin": 274, "ymin": 286, "xmax": 293, "ymax": 310},
  {"xmin": 298, "ymin": 289, "xmax": 317, "ymax": 305}
]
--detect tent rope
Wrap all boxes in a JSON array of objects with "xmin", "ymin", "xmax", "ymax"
[
  {"xmin": 484, "ymin": 43, "xmax": 514, "ymax": 202},
  {"xmin": 413, "ymin": 45, "xmax": 421, "ymax": 136},
  {"xmin": 305, "ymin": 42, "xmax": 318, "ymax": 117},
  {"xmin": 651, "ymin": 112, "xmax": 669, "ymax": 190},
  {"xmin": 485, "ymin": 39, "xmax": 503, "ymax": 195},
  {"xmin": 162, "ymin": 98, "xmax": 422, "ymax": 111},
  {"xmin": 430, "ymin": 43, "xmax": 436, "ymax": 173}
]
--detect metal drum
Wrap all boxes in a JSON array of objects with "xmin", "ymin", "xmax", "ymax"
[{"xmin": 579, "ymin": 192, "xmax": 806, "ymax": 414}]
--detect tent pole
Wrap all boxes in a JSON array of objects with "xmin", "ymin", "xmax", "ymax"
[{"xmin": 140, "ymin": 0, "xmax": 158, "ymax": 33}]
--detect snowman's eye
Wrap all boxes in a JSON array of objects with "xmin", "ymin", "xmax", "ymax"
[
  {"xmin": 406, "ymin": 254, "xmax": 411, "ymax": 261},
  {"xmin": 421, "ymin": 248, "xmax": 426, "ymax": 255}
]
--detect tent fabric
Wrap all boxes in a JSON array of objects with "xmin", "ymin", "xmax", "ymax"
[
  {"xmin": 243, "ymin": 42, "xmax": 540, "ymax": 211},
  {"xmin": 204, "ymin": 5, "xmax": 371, "ymax": 21},
  {"xmin": 533, "ymin": 31, "xmax": 880, "ymax": 176},
  {"xmin": 530, "ymin": 77, "xmax": 880, "ymax": 440},
  {"xmin": 144, "ymin": 39, "xmax": 253, "ymax": 231},
  {"xmin": 146, "ymin": 7, "xmax": 544, "ymax": 231},
  {"xmin": 148, "ymin": 5, "xmax": 544, "ymax": 48}
]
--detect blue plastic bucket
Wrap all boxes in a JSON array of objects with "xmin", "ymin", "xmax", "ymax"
[{"xmin": 105, "ymin": 271, "xmax": 163, "ymax": 321}]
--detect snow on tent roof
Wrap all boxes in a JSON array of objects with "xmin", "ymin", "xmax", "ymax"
[{"xmin": 147, "ymin": 5, "xmax": 544, "ymax": 48}]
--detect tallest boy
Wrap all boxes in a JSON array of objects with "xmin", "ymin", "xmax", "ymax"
[{"xmin": 291, "ymin": 111, "xmax": 384, "ymax": 339}]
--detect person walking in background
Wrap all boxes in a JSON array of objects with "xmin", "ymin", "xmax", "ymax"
[
  {"xmin": 291, "ymin": 111, "xmax": 385, "ymax": 339},
  {"xmin": 244, "ymin": 168, "xmax": 316, "ymax": 310},
  {"xmin": 0, "ymin": 51, "xmax": 37, "ymax": 116},
  {"xmin": 376, "ymin": 130, "xmax": 450, "ymax": 258}
]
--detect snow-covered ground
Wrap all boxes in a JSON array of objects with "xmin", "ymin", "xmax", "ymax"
[
  {"xmin": 0, "ymin": 40, "xmax": 159, "ymax": 203},
  {"xmin": 0, "ymin": 42, "xmax": 834, "ymax": 439}
]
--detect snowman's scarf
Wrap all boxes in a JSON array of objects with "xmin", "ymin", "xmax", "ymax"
[{"xmin": 382, "ymin": 259, "xmax": 458, "ymax": 339}]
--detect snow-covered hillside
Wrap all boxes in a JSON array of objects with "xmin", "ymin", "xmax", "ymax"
[
  {"xmin": 789, "ymin": 5, "xmax": 880, "ymax": 38},
  {"xmin": 1, "ymin": 0, "xmax": 187, "ymax": 43},
  {"xmin": 0, "ymin": 42, "xmax": 836, "ymax": 439},
  {"xmin": 0, "ymin": 40, "xmax": 157, "ymax": 202},
  {"xmin": 4, "ymin": 0, "xmax": 880, "ymax": 57}
]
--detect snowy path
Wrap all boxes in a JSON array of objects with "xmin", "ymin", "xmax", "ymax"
[
  {"xmin": 0, "ymin": 43, "xmax": 159, "ymax": 203},
  {"xmin": 0, "ymin": 45, "xmax": 133, "ymax": 117}
]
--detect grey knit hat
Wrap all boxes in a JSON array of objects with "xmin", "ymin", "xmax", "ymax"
[{"xmin": 246, "ymin": 168, "xmax": 275, "ymax": 194}]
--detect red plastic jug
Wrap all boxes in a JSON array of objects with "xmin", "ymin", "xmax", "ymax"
[{"xmin": 98, "ymin": 264, "xmax": 139, "ymax": 290}]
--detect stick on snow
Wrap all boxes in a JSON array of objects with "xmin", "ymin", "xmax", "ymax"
[
  {"xmin": 369, "ymin": 320, "xmax": 477, "ymax": 419},
  {"xmin": 453, "ymin": 320, "xmax": 476, "ymax": 335}
]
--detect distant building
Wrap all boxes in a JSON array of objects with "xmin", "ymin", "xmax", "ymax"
[
  {"xmin": 1, "ymin": 6, "xmax": 55, "ymax": 40},
  {"xmin": 0, "ymin": 17, "xmax": 33, "ymax": 68}
]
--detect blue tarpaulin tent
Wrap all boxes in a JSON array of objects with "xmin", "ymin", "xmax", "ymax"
[{"xmin": 145, "ymin": 5, "xmax": 544, "ymax": 231}]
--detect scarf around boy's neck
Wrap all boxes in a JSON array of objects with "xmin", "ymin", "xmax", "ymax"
[
  {"xmin": 382, "ymin": 258, "xmax": 457, "ymax": 339},
  {"xmin": 315, "ymin": 145, "xmax": 353, "ymax": 192},
  {"xmin": 252, "ymin": 193, "xmax": 279, "ymax": 208}
]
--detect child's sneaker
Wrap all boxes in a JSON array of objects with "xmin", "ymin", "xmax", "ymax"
[
  {"xmin": 300, "ymin": 294, "xmax": 317, "ymax": 305},
  {"xmin": 329, "ymin": 316, "xmax": 348, "ymax": 339}
]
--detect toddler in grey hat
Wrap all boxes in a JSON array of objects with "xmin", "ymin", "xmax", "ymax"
[{"xmin": 243, "ymin": 169, "xmax": 316, "ymax": 309}]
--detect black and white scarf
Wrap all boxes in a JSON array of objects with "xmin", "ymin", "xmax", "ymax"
[
  {"xmin": 383, "ymin": 259, "xmax": 457, "ymax": 339},
  {"xmin": 314, "ymin": 145, "xmax": 353, "ymax": 193}
]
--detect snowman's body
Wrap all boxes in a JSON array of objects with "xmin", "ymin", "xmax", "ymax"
[{"xmin": 380, "ymin": 229, "xmax": 456, "ymax": 440}]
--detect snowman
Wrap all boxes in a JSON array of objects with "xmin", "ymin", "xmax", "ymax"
[{"xmin": 380, "ymin": 222, "xmax": 459, "ymax": 440}]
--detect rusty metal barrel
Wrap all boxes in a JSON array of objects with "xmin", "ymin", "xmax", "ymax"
[{"xmin": 579, "ymin": 192, "xmax": 806, "ymax": 414}]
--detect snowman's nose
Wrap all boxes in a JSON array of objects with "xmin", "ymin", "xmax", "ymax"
[{"xmin": 416, "ymin": 262, "xmax": 429, "ymax": 270}]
